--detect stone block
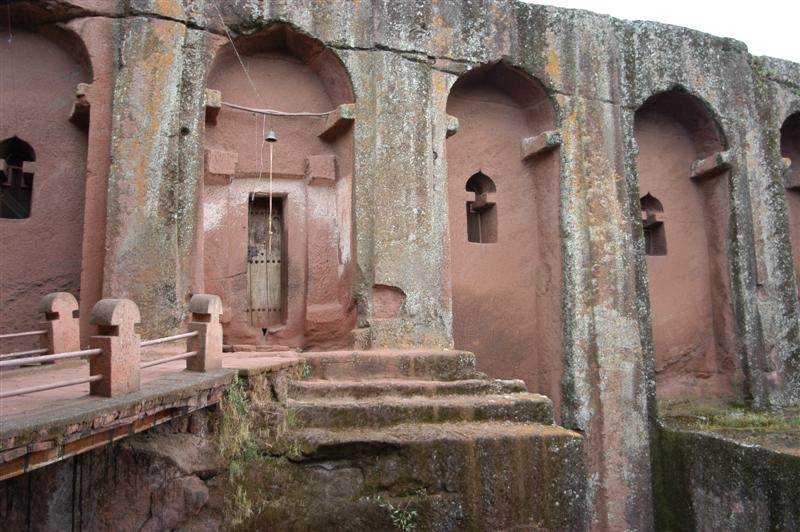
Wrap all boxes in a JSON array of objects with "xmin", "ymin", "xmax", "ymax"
[
  {"xmin": 305, "ymin": 154, "xmax": 338, "ymax": 187},
  {"xmin": 446, "ymin": 114, "xmax": 460, "ymax": 137},
  {"xmin": 186, "ymin": 294, "xmax": 223, "ymax": 372},
  {"xmin": 690, "ymin": 150, "xmax": 731, "ymax": 179},
  {"xmin": 89, "ymin": 299, "xmax": 141, "ymax": 397},
  {"xmin": 520, "ymin": 130, "xmax": 561, "ymax": 159},
  {"xmin": 39, "ymin": 292, "xmax": 80, "ymax": 355},
  {"xmin": 204, "ymin": 88, "xmax": 221, "ymax": 125},
  {"xmin": 69, "ymin": 83, "xmax": 91, "ymax": 129},
  {"xmin": 204, "ymin": 148, "xmax": 237, "ymax": 185},
  {"xmin": 317, "ymin": 103, "xmax": 355, "ymax": 140}
]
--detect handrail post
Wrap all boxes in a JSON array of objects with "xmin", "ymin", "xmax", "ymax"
[
  {"xmin": 186, "ymin": 294, "xmax": 223, "ymax": 372},
  {"xmin": 39, "ymin": 292, "xmax": 80, "ymax": 356},
  {"xmin": 89, "ymin": 299, "xmax": 141, "ymax": 397}
]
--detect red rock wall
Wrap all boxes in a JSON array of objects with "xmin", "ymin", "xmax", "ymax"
[
  {"xmin": 203, "ymin": 26, "xmax": 355, "ymax": 349},
  {"xmin": 635, "ymin": 89, "xmax": 739, "ymax": 399},
  {"xmin": 446, "ymin": 63, "xmax": 563, "ymax": 415},
  {"xmin": 0, "ymin": 29, "xmax": 89, "ymax": 343}
]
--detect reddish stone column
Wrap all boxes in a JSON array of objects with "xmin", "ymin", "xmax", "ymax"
[
  {"xmin": 187, "ymin": 294, "xmax": 223, "ymax": 372},
  {"xmin": 39, "ymin": 292, "xmax": 80, "ymax": 355},
  {"xmin": 89, "ymin": 299, "xmax": 141, "ymax": 397}
]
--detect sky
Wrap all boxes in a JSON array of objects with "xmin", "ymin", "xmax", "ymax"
[{"xmin": 526, "ymin": 1, "xmax": 799, "ymax": 63}]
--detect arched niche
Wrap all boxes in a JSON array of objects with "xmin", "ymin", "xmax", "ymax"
[
  {"xmin": 203, "ymin": 23, "xmax": 356, "ymax": 350},
  {"xmin": 780, "ymin": 112, "xmax": 800, "ymax": 289},
  {"xmin": 0, "ymin": 26, "xmax": 90, "ymax": 342},
  {"xmin": 445, "ymin": 61, "xmax": 562, "ymax": 414},
  {"xmin": 634, "ymin": 87, "xmax": 738, "ymax": 400}
]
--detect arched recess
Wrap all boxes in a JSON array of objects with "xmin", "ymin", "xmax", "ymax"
[
  {"xmin": 203, "ymin": 24, "xmax": 356, "ymax": 350},
  {"xmin": 445, "ymin": 61, "xmax": 562, "ymax": 413},
  {"xmin": 634, "ymin": 87, "xmax": 738, "ymax": 400},
  {"xmin": 0, "ymin": 26, "xmax": 90, "ymax": 342},
  {"xmin": 780, "ymin": 112, "xmax": 800, "ymax": 289}
]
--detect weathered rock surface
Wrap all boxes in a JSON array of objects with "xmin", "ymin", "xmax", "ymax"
[
  {"xmin": 242, "ymin": 350, "xmax": 587, "ymax": 531},
  {"xmin": 654, "ymin": 424, "xmax": 800, "ymax": 531},
  {"xmin": 0, "ymin": 413, "xmax": 225, "ymax": 532}
]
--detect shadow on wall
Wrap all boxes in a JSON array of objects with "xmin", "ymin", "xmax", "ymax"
[
  {"xmin": 202, "ymin": 23, "xmax": 356, "ymax": 350},
  {"xmin": 445, "ymin": 60, "xmax": 563, "ymax": 417},
  {"xmin": 780, "ymin": 112, "xmax": 800, "ymax": 291},
  {"xmin": 634, "ymin": 87, "xmax": 740, "ymax": 401}
]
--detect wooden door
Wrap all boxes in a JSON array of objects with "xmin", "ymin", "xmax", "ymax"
[{"xmin": 248, "ymin": 197, "xmax": 283, "ymax": 327}]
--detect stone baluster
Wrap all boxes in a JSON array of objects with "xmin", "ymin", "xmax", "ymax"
[
  {"xmin": 89, "ymin": 299, "xmax": 141, "ymax": 397},
  {"xmin": 186, "ymin": 294, "xmax": 223, "ymax": 372},
  {"xmin": 39, "ymin": 292, "xmax": 80, "ymax": 356}
]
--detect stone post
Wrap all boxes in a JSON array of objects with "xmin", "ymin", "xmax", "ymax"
[
  {"xmin": 89, "ymin": 299, "xmax": 141, "ymax": 397},
  {"xmin": 186, "ymin": 294, "xmax": 223, "ymax": 372},
  {"xmin": 39, "ymin": 292, "xmax": 80, "ymax": 355}
]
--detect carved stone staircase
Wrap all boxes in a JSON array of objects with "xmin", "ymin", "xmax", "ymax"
[{"xmin": 248, "ymin": 350, "xmax": 587, "ymax": 531}]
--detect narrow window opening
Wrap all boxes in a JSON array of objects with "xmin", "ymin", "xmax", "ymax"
[
  {"xmin": 247, "ymin": 195, "xmax": 286, "ymax": 327},
  {"xmin": 641, "ymin": 192, "xmax": 666, "ymax": 256},
  {"xmin": 465, "ymin": 172, "xmax": 497, "ymax": 243},
  {"xmin": 0, "ymin": 136, "xmax": 36, "ymax": 219}
]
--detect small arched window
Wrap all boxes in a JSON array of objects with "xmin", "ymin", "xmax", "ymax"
[
  {"xmin": 465, "ymin": 172, "xmax": 497, "ymax": 243},
  {"xmin": 0, "ymin": 136, "xmax": 36, "ymax": 219},
  {"xmin": 640, "ymin": 192, "xmax": 666, "ymax": 256}
]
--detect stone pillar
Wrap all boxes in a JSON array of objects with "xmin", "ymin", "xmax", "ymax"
[
  {"xmin": 39, "ymin": 292, "xmax": 80, "ymax": 355},
  {"xmin": 346, "ymin": 50, "xmax": 453, "ymax": 348},
  {"xmin": 67, "ymin": 16, "xmax": 117, "ymax": 344},
  {"xmin": 102, "ymin": 13, "xmax": 205, "ymax": 338},
  {"xmin": 187, "ymin": 294, "xmax": 223, "ymax": 372},
  {"xmin": 558, "ymin": 97, "xmax": 653, "ymax": 531},
  {"xmin": 89, "ymin": 299, "xmax": 141, "ymax": 397}
]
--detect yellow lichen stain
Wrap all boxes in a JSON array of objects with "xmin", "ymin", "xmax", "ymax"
[
  {"xmin": 433, "ymin": 74, "xmax": 447, "ymax": 95},
  {"xmin": 126, "ymin": 21, "xmax": 185, "ymax": 207},
  {"xmin": 157, "ymin": 0, "xmax": 183, "ymax": 20},
  {"xmin": 545, "ymin": 49, "xmax": 560, "ymax": 79}
]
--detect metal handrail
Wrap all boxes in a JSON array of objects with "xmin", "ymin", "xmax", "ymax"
[
  {"xmin": 0, "ymin": 348, "xmax": 102, "ymax": 369},
  {"xmin": 0, "ymin": 348, "xmax": 49, "ymax": 360},
  {"xmin": 140, "ymin": 351, "xmax": 198, "ymax": 369},
  {"xmin": 140, "ymin": 331, "xmax": 198, "ymax": 347},
  {"xmin": 0, "ymin": 374, "xmax": 102, "ymax": 399},
  {"xmin": 0, "ymin": 330, "xmax": 47, "ymax": 341}
]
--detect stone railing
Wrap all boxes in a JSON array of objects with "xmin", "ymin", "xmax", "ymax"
[
  {"xmin": 0, "ymin": 294, "xmax": 223, "ymax": 399},
  {"xmin": 0, "ymin": 292, "xmax": 81, "ymax": 362}
]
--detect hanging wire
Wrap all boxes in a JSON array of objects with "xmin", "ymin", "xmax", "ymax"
[
  {"xmin": 4, "ymin": 3, "xmax": 17, "ymax": 132},
  {"xmin": 212, "ymin": 1, "xmax": 264, "ymax": 107},
  {"xmin": 5, "ymin": 3, "xmax": 12, "ymax": 43},
  {"xmin": 266, "ymin": 138, "xmax": 275, "ymax": 325},
  {"xmin": 212, "ymin": 0, "xmax": 341, "ymax": 336},
  {"xmin": 221, "ymin": 100, "xmax": 336, "ymax": 117}
]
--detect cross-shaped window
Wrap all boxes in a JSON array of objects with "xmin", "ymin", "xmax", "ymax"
[{"xmin": 0, "ymin": 136, "xmax": 36, "ymax": 219}]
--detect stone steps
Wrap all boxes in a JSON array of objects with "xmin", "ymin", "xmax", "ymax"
[
  {"xmin": 245, "ymin": 349, "xmax": 586, "ymax": 530},
  {"xmin": 298, "ymin": 350, "xmax": 481, "ymax": 381},
  {"xmin": 259, "ymin": 422, "xmax": 586, "ymax": 531},
  {"xmin": 288, "ymin": 377, "xmax": 527, "ymax": 400},
  {"xmin": 286, "ymin": 392, "xmax": 553, "ymax": 429},
  {"xmin": 282, "ymin": 421, "xmax": 579, "ymax": 459}
]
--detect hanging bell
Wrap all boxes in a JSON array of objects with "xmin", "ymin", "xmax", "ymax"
[{"xmin": 265, "ymin": 130, "xmax": 278, "ymax": 143}]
